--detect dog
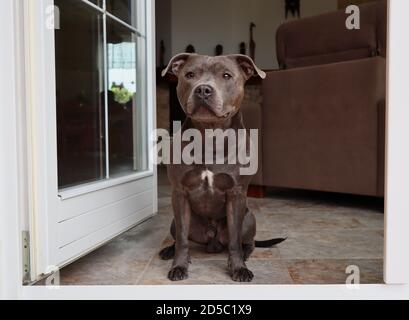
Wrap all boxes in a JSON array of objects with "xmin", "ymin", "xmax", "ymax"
[{"xmin": 159, "ymin": 54, "xmax": 286, "ymax": 282}]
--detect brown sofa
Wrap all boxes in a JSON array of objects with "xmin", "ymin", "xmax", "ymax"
[{"xmin": 246, "ymin": 1, "xmax": 387, "ymax": 197}]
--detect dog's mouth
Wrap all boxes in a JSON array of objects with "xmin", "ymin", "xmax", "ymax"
[
  {"xmin": 187, "ymin": 99, "xmax": 231, "ymax": 120},
  {"xmin": 189, "ymin": 105, "xmax": 232, "ymax": 121}
]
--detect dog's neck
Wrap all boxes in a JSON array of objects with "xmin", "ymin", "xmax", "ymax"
[{"xmin": 187, "ymin": 112, "xmax": 244, "ymax": 133}]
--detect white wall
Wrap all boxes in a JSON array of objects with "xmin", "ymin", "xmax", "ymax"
[{"xmin": 157, "ymin": 0, "xmax": 338, "ymax": 69}]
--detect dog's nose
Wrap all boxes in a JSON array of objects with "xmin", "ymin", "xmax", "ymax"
[{"xmin": 195, "ymin": 85, "xmax": 213, "ymax": 99}]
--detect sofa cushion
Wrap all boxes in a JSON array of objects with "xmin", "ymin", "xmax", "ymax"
[
  {"xmin": 276, "ymin": 1, "xmax": 386, "ymax": 69},
  {"xmin": 261, "ymin": 57, "xmax": 386, "ymax": 196}
]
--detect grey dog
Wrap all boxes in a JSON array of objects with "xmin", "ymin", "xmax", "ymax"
[{"xmin": 159, "ymin": 54, "xmax": 286, "ymax": 282}]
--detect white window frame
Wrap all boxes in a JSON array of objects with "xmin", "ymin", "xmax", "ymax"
[{"xmin": 1, "ymin": 0, "xmax": 409, "ymax": 299}]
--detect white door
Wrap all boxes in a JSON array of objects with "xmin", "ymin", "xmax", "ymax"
[{"xmin": 25, "ymin": 0, "xmax": 157, "ymax": 277}]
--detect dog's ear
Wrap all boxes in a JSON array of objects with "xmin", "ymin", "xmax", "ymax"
[
  {"xmin": 161, "ymin": 53, "xmax": 195, "ymax": 77},
  {"xmin": 228, "ymin": 54, "xmax": 266, "ymax": 80}
]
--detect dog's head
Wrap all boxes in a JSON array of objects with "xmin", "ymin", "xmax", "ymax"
[{"xmin": 162, "ymin": 54, "xmax": 266, "ymax": 123}]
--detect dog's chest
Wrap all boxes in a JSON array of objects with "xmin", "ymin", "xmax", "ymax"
[
  {"xmin": 181, "ymin": 167, "xmax": 235, "ymax": 195},
  {"xmin": 179, "ymin": 167, "xmax": 235, "ymax": 217}
]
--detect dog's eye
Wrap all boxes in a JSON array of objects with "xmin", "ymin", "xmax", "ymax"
[
  {"xmin": 185, "ymin": 72, "xmax": 195, "ymax": 79},
  {"xmin": 223, "ymin": 73, "xmax": 232, "ymax": 80}
]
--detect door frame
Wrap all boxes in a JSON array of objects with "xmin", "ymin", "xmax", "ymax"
[
  {"xmin": 383, "ymin": 0, "xmax": 409, "ymax": 284},
  {"xmin": 0, "ymin": 0, "xmax": 26, "ymax": 298},
  {"xmin": 22, "ymin": 0, "xmax": 158, "ymax": 278},
  {"xmin": 2, "ymin": 0, "xmax": 409, "ymax": 299}
]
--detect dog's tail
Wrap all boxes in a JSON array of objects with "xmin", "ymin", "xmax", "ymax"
[{"xmin": 255, "ymin": 237, "xmax": 287, "ymax": 248}]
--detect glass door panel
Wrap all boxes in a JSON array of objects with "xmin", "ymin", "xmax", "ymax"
[
  {"xmin": 55, "ymin": 0, "xmax": 105, "ymax": 189},
  {"xmin": 88, "ymin": 0, "xmax": 103, "ymax": 7},
  {"xmin": 106, "ymin": 18, "xmax": 140, "ymax": 177},
  {"xmin": 106, "ymin": 0, "xmax": 137, "ymax": 27},
  {"xmin": 55, "ymin": 0, "xmax": 146, "ymax": 190}
]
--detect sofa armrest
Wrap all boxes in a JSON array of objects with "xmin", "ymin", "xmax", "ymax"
[
  {"xmin": 276, "ymin": 1, "xmax": 386, "ymax": 69},
  {"xmin": 261, "ymin": 57, "xmax": 386, "ymax": 196}
]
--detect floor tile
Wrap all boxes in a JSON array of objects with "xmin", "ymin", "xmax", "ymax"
[
  {"xmin": 285, "ymin": 259, "xmax": 383, "ymax": 284},
  {"xmin": 278, "ymin": 229, "xmax": 383, "ymax": 260},
  {"xmin": 138, "ymin": 258, "xmax": 293, "ymax": 285},
  {"xmin": 255, "ymin": 211, "xmax": 383, "ymax": 233}
]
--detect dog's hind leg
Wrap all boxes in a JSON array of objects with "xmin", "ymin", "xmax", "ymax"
[
  {"xmin": 159, "ymin": 243, "xmax": 175, "ymax": 260},
  {"xmin": 159, "ymin": 220, "xmax": 176, "ymax": 260},
  {"xmin": 159, "ymin": 244, "xmax": 175, "ymax": 260}
]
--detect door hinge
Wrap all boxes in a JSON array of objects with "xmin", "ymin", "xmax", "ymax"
[{"xmin": 22, "ymin": 231, "xmax": 31, "ymax": 284}]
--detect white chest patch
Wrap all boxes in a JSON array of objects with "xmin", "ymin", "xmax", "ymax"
[{"xmin": 201, "ymin": 169, "xmax": 214, "ymax": 192}]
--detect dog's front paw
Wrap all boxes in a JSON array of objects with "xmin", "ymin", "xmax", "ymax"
[
  {"xmin": 168, "ymin": 266, "xmax": 189, "ymax": 281},
  {"xmin": 231, "ymin": 267, "xmax": 254, "ymax": 282}
]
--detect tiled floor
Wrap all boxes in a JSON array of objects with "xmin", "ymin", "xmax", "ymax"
[{"xmin": 59, "ymin": 168, "xmax": 384, "ymax": 285}]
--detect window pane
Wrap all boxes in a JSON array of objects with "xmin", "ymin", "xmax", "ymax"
[
  {"xmin": 106, "ymin": 18, "xmax": 143, "ymax": 177},
  {"xmin": 55, "ymin": 0, "xmax": 106, "ymax": 189},
  {"xmin": 106, "ymin": 0, "xmax": 136, "ymax": 26},
  {"xmin": 88, "ymin": 0, "xmax": 103, "ymax": 7}
]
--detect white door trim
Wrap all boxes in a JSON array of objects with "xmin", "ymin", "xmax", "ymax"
[
  {"xmin": 384, "ymin": 0, "xmax": 409, "ymax": 284},
  {"xmin": 146, "ymin": 0, "xmax": 158, "ymax": 213},
  {"xmin": 0, "ymin": 0, "xmax": 26, "ymax": 298},
  {"xmin": 24, "ymin": 0, "xmax": 60, "ymax": 276}
]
